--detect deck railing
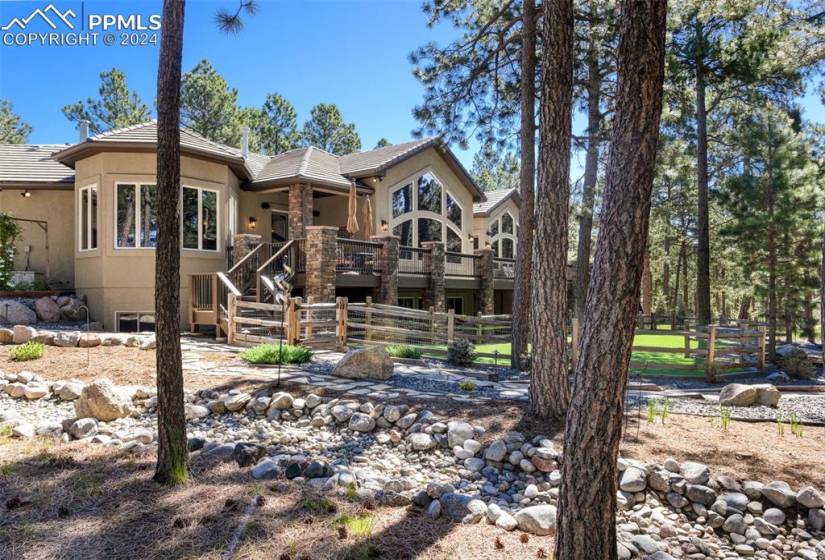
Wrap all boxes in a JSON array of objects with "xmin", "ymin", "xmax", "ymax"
[
  {"xmin": 336, "ymin": 238, "xmax": 384, "ymax": 274},
  {"xmin": 444, "ymin": 251, "xmax": 479, "ymax": 277},
  {"xmin": 398, "ymin": 245, "xmax": 431, "ymax": 275},
  {"xmin": 493, "ymin": 257, "xmax": 516, "ymax": 279}
]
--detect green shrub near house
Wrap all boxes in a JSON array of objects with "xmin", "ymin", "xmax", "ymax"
[
  {"xmin": 447, "ymin": 338, "xmax": 477, "ymax": 366},
  {"xmin": 239, "ymin": 344, "xmax": 312, "ymax": 365},
  {"xmin": 10, "ymin": 341, "xmax": 44, "ymax": 362}
]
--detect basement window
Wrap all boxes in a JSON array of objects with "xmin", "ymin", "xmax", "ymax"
[{"xmin": 116, "ymin": 311, "xmax": 156, "ymax": 333}]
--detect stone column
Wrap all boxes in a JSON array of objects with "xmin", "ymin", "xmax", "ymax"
[
  {"xmin": 421, "ymin": 241, "xmax": 445, "ymax": 311},
  {"xmin": 372, "ymin": 235, "xmax": 399, "ymax": 305},
  {"xmin": 475, "ymin": 247, "xmax": 495, "ymax": 315},
  {"xmin": 305, "ymin": 226, "xmax": 337, "ymax": 302},
  {"xmin": 288, "ymin": 183, "xmax": 313, "ymax": 239},
  {"xmin": 232, "ymin": 233, "xmax": 262, "ymax": 265}
]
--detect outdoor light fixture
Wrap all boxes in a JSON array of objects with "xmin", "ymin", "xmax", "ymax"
[
  {"xmin": 21, "ymin": 190, "xmax": 31, "ymax": 198},
  {"xmin": 380, "ymin": 220, "xmax": 388, "ymax": 232},
  {"xmin": 248, "ymin": 217, "xmax": 257, "ymax": 230}
]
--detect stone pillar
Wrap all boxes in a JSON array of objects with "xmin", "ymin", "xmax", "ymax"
[
  {"xmin": 288, "ymin": 183, "xmax": 313, "ymax": 239},
  {"xmin": 475, "ymin": 247, "xmax": 495, "ymax": 315},
  {"xmin": 421, "ymin": 241, "xmax": 445, "ymax": 311},
  {"xmin": 232, "ymin": 233, "xmax": 262, "ymax": 265},
  {"xmin": 372, "ymin": 235, "xmax": 399, "ymax": 305},
  {"xmin": 305, "ymin": 226, "xmax": 337, "ymax": 302}
]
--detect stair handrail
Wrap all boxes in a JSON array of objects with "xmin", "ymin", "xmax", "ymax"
[
  {"xmin": 256, "ymin": 240, "xmax": 294, "ymax": 302},
  {"xmin": 216, "ymin": 272, "xmax": 242, "ymax": 297},
  {"xmin": 227, "ymin": 243, "xmax": 263, "ymax": 275}
]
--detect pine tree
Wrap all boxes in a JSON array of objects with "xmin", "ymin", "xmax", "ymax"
[
  {"xmin": 0, "ymin": 100, "xmax": 32, "ymax": 143},
  {"xmin": 180, "ymin": 60, "xmax": 241, "ymax": 145},
  {"xmin": 301, "ymin": 103, "xmax": 361, "ymax": 155},
  {"xmin": 62, "ymin": 68, "xmax": 151, "ymax": 134}
]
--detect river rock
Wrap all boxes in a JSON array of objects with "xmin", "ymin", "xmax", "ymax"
[
  {"xmin": 348, "ymin": 412, "xmax": 375, "ymax": 432},
  {"xmin": 440, "ymin": 493, "xmax": 487, "ymax": 523},
  {"xmin": 332, "ymin": 346, "xmax": 393, "ymax": 380},
  {"xmin": 54, "ymin": 331, "xmax": 81, "ymax": 347},
  {"xmin": 514, "ymin": 505, "xmax": 557, "ymax": 536},
  {"xmin": 762, "ymin": 481, "xmax": 796, "ymax": 508},
  {"xmin": 447, "ymin": 421, "xmax": 474, "ymax": 447},
  {"xmin": 681, "ymin": 462, "xmax": 710, "ymax": 485},
  {"xmin": 797, "ymin": 486, "xmax": 824, "ymax": 509},
  {"xmin": 620, "ymin": 466, "xmax": 648, "ymax": 492}
]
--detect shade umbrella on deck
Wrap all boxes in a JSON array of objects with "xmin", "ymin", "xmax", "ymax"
[
  {"xmin": 362, "ymin": 195, "xmax": 373, "ymax": 239},
  {"xmin": 346, "ymin": 179, "xmax": 359, "ymax": 235}
]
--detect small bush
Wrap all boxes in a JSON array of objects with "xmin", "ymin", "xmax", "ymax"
[
  {"xmin": 778, "ymin": 348, "xmax": 815, "ymax": 380},
  {"xmin": 239, "ymin": 344, "xmax": 312, "ymax": 365},
  {"xmin": 447, "ymin": 338, "xmax": 476, "ymax": 366},
  {"xmin": 386, "ymin": 345, "xmax": 422, "ymax": 359},
  {"xmin": 10, "ymin": 341, "xmax": 44, "ymax": 362},
  {"xmin": 301, "ymin": 496, "xmax": 337, "ymax": 514},
  {"xmin": 458, "ymin": 379, "xmax": 477, "ymax": 391},
  {"xmin": 333, "ymin": 513, "xmax": 375, "ymax": 537}
]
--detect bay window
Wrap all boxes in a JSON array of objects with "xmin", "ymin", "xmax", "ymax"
[
  {"xmin": 182, "ymin": 186, "xmax": 218, "ymax": 251},
  {"xmin": 116, "ymin": 183, "xmax": 157, "ymax": 248},
  {"xmin": 78, "ymin": 184, "xmax": 98, "ymax": 251}
]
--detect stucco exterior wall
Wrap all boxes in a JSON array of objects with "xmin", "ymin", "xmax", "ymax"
[
  {"xmin": 73, "ymin": 151, "xmax": 235, "ymax": 330},
  {"xmin": 472, "ymin": 197, "xmax": 520, "ymax": 250},
  {"xmin": 0, "ymin": 188, "xmax": 74, "ymax": 288}
]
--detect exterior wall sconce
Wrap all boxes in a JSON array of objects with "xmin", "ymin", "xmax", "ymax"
[
  {"xmin": 21, "ymin": 190, "xmax": 31, "ymax": 198},
  {"xmin": 248, "ymin": 217, "xmax": 257, "ymax": 230},
  {"xmin": 380, "ymin": 220, "xmax": 388, "ymax": 232}
]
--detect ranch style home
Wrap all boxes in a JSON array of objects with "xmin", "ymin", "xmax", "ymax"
[{"xmin": 0, "ymin": 122, "xmax": 520, "ymax": 333}]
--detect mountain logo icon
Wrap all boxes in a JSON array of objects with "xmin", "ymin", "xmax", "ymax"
[{"xmin": 2, "ymin": 4, "xmax": 76, "ymax": 31}]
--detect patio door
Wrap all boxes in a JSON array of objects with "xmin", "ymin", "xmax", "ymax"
[{"xmin": 271, "ymin": 211, "xmax": 289, "ymax": 243}]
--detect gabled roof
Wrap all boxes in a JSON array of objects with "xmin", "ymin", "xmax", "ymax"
[
  {"xmin": 4, "ymin": 122, "xmax": 485, "ymax": 201},
  {"xmin": 53, "ymin": 121, "xmax": 250, "ymax": 177},
  {"xmin": 473, "ymin": 188, "xmax": 520, "ymax": 216},
  {"xmin": 0, "ymin": 144, "xmax": 74, "ymax": 187}
]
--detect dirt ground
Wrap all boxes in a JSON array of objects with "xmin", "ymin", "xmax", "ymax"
[{"xmin": 2, "ymin": 345, "xmax": 823, "ymax": 558}]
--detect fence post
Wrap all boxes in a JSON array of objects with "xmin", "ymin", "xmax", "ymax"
[
  {"xmin": 476, "ymin": 311, "xmax": 483, "ymax": 345},
  {"xmin": 706, "ymin": 325, "xmax": 717, "ymax": 377},
  {"xmin": 227, "ymin": 293, "xmax": 236, "ymax": 345},
  {"xmin": 447, "ymin": 308, "xmax": 455, "ymax": 344},
  {"xmin": 429, "ymin": 306, "xmax": 436, "ymax": 345},
  {"xmin": 287, "ymin": 297, "xmax": 300, "ymax": 346},
  {"xmin": 758, "ymin": 326, "xmax": 767, "ymax": 371},
  {"xmin": 684, "ymin": 331, "xmax": 691, "ymax": 359},
  {"xmin": 571, "ymin": 317, "xmax": 579, "ymax": 371},
  {"xmin": 304, "ymin": 295, "xmax": 314, "ymax": 340},
  {"xmin": 336, "ymin": 297, "xmax": 347, "ymax": 350},
  {"xmin": 365, "ymin": 296, "xmax": 373, "ymax": 342}
]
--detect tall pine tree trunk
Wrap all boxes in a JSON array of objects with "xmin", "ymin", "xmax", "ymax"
[
  {"xmin": 511, "ymin": 0, "xmax": 536, "ymax": 369},
  {"xmin": 555, "ymin": 1, "xmax": 666, "ymax": 557},
  {"xmin": 529, "ymin": 0, "xmax": 573, "ymax": 420},
  {"xmin": 642, "ymin": 249, "xmax": 653, "ymax": 317},
  {"xmin": 154, "ymin": 0, "xmax": 188, "ymax": 485},
  {"xmin": 574, "ymin": 26, "xmax": 603, "ymax": 325},
  {"xmin": 694, "ymin": 51, "xmax": 712, "ymax": 326}
]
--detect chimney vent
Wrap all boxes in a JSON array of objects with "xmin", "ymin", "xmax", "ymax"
[
  {"xmin": 79, "ymin": 120, "xmax": 90, "ymax": 142},
  {"xmin": 240, "ymin": 126, "xmax": 250, "ymax": 158}
]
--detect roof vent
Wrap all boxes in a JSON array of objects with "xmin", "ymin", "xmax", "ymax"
[
  {"xmin": 240, "ymin": 126, "xmax": 250, "ymax": 158},
  {"xmin": 79, "ymin": 120, "xmax": 90, "ymax": 142}
]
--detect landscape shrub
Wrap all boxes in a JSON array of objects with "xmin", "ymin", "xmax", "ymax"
[
  {"xmin": 447, "ymin": 338, "xmax": 476, "ymax": 367},
  {"xmin": 10, "ymin": 341, "xmax": 44, "ymax": 362},
  {"xmin": 385, "ymin": 344, "xmax": 422, "ymax": 359},
  {"xmin": 0, "ymin": 213, "xmax": 22, "ymax": 290},
  {"xmin": 778, "ymin": 348, "xmax": 815, "ymax": 380},
  {"xmin": 239, "ymin": 344, "xmax": 312, "ymax": 365}
]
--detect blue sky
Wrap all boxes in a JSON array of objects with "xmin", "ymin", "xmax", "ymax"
[{"xmin": 0, "ymin": 0, "xmax": 823, "ymax": 177}]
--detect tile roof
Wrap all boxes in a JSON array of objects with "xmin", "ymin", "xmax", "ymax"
[
  {"xmin": 473, "ymin": 188, "xmax": 519, "ymax": 215},
  {"xmin": 9, "ymin": 122, "xmax": 485, "ymax": 201},
  {"xmin": 0, "ymin": 144, "xmax": 74, "ymax": 186}
]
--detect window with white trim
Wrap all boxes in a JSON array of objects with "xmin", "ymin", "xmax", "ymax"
[
  {"xmin": 488, "ymin": 209, "xmax": 518, "ymax": 258},
  {"xmin": 116, "ymin": 183, "xmax": 157, "ymax": 248},
  {"xmin": 182, "ymin": 186, "xmax": 219, "ymax": 251},
  {"xmin": 78, "ymin": 184, "xmax": 98, "ymax": 251},
  {"xmin": 389, "ymin": 169, "xmax": 466, "ymax": 253}
]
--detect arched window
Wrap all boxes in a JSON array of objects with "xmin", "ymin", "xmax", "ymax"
[
  {"xmin": 388, "ymin": 168, "xmax": 467, "ymax": 253},
  {"xmin": 489, "ymin": 209, "xmax": 518, "ymax": 258}
]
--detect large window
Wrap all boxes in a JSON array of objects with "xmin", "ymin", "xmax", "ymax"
[
  {"xmin": 388, "ymin": 168, "xmax": 466, "ymax": 253},
  {"xmin": 116, "ymin": 183, "xmax": 157, "ymax": 248},
  {"xmin": 488, "ymin": 209, "xmax": 518, "ymax": 258},
  {"xmin": 183, "ymin": 186, "xmax": 219, "ymax": 251},
  {"xmin": 78, "ymin": 184, "xmax": 98, "ymax": 251}
]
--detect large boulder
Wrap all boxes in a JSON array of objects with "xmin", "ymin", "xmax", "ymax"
[
  {"xmin": 0, "ymin": 300, "xmax": 37, "ymax": 325},
  {"xmin": 74, "ymin": 378, "xmax": 134, "ymax": 421},
  {"xmin": 331, "ymin": 346, "xmax": 394, "ymax": 380},
  {"xmin": 0, "ymin": 328, "xmax": 13, "ymax": 344},
  {"xmin": 777, "ymin": 347, "xmax": 816, "ymax": 380},
  {"xmin": 59, "ymin": 297, "xmax": 83, "ymax": 321},
  {"xmin": 34, "ymin": 297, "xmax": 62, "ymax": 323},
  {"xmin": 12, "ymin": 325, "xmax": 36, "ymax": 344},
  {"xmin": 719, "ymin": 383, "xmax": 780, "ymax": 408}
]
